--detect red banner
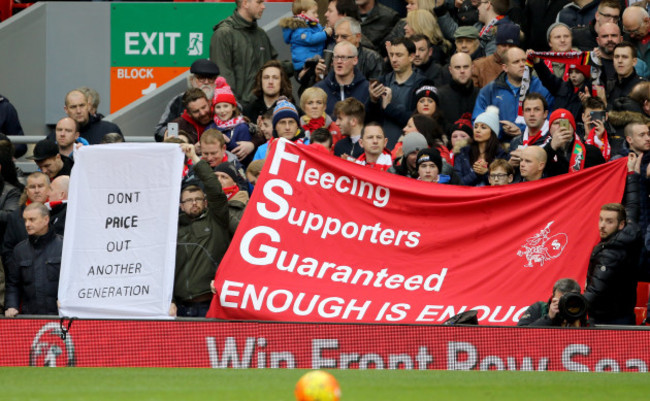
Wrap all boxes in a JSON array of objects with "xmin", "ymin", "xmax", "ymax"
[
  {"xmin": 207, "ymin": 140, "xmax": 628, "ymax": 325},
  {"xmin": 1, "ymin": 318, "xmax": 648, "ymax": 372}
]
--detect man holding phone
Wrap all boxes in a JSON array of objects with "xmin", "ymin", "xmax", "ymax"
[
  {"xmin": 582, "ymin": 97, "xmax": 625, "ymax": 161},
  {"xmin": 543, "ymin": 108, "xmax": 606, "ymax": 177}
]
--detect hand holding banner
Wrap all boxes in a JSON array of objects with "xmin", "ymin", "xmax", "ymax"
[{"xmin": 58, "ymin": 144, "xmax": 184, "ymax": 319}]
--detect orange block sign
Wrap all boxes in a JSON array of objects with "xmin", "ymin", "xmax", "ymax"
[{"xmin": 110, "ymin": 67, "xmax": 188, "ymax": 113}]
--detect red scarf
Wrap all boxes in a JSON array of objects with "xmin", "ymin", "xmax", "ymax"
[
  {"xmin": 585, "ymin": 127, "xmax": 610, "ymax": 161},
  {"xmin": 223, "ymin": 184, "xmax": 239, "ymax": 201},
  {"xmin": 182, "ymin": 158, "xmax": 194, "ymax": 177},
  {"xmin": 302, "ymin": 116, "xmax": 325, "ymax": 133},
  {"xmin": 45, "ymin": 200, "xmax": 65, "ymax": 210},
  {"xmin": 529, "ymin": 51, "xmax": 599, "ymax": 95},
  {"xmin": 436, "ymin": 145, "xmax": 452, "ymax": 165},
  {"xmin": 297, "ymin": 13, "xmax": 319, "ymax": 25},
  {"xmin": 544, "ymin": 60, "xmax": 569, "ymax": 82},
  {"xmin": 523, "ymin": 128, "xmax": 547, "ymax": 147},
  {"xmin": 181, "ymin": 110, "xmax": 207, "ymax": 141},
  {"xmin": 528, "ymin": 51, "xmax": 591, "ymax": 68},
  {"xmin": 355, "ymin": 150, "xmax": 393, "ymax": 171},
  {"xmin": 213, "ymin": 115, "xmax": 245, "ymax": 131}
]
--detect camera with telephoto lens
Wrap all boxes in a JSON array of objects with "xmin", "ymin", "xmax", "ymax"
[{"xmin": 558, "ymin": 292, "xmax": 588, "ymax": 322}]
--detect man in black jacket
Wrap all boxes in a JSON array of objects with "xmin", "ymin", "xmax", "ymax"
[
  {"xmin": 64, "ymin": 90, "xmax": 123, "ymax": 144},
  {"xmin": 585, "ymin": 201, "xmax": 642, "ymax": 325},
  {"xmin": 438, "ymin": 53, "xmax": 478, "ymax": 125},
  {"xmin": 5, "ymin": 202, "xmax": 63, "ymax": 317},
  {"xmin": 28, "ymin": 140, "xmax": 73, "ymax": 180},
  {"xmin": 543, "ymin": 109, "xmax": 606, "ymax": 176},
  {"xmin": 607, "ymin": 42, "xmax": 646, "ymax": 108}
]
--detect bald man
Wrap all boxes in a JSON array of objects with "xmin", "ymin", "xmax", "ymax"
[
  {"xmin": 53, "ymin": 117, "xmax": 88, "ymax": 159},
  {"xmin": 519, "ymin": 146, "xmax": 547, "ymax": 182},
  {"xmin": 48, "ymin": 176, "xmax": 69, "ymax": 235},
  {"xmin": 64, "ymin": 89, "xmax": 122, "ymax": 144},
  {"xmin": 438, "ymin": 53, "xmax": 479, "ymax": 124},
  {"xmin": 622, "ymin": 7, "xmax": 650, "ymax": 68}
]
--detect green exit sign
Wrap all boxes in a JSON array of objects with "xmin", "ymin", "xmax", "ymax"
[{"xmin": 111, "ymin": 3, "xmax": 234, "ymax": 67}]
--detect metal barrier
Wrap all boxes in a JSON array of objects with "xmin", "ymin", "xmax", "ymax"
[{"xmin": 8, "ymin": 135, "xmax": 156, "ymax": 174}]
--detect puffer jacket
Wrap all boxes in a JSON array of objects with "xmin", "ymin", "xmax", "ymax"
[
  {"xmin": 211, "ymin": 11, "xmax": 283, "ymax": 107},
  {"xmin": 585, "ymin": 171, "xmax": 641, "ymax": 322},
  {"xmin": 174, "ymin": 160, "xmax": 230, "ymax": 302},
  {"xmin": 473, "ymin": 71, "xmax": 554, "ymax": 139},
  {"xmin": 280, "ymin": 16, "xmax": 327, "ymax": 71},
  {"xmin": 585, "ymin": 221, "xmax": 642, "ymax": 323},
  {"xmin": 6, "ymin": 227, "xmax": 62, "ymax": 315}
]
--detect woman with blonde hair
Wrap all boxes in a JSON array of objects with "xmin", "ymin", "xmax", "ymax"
[
  {"xmin": 385, "ymin": 0, "xmax": 438, "ymax": 43},
  {"xmin": 299, "ymin": 87, "xmax": 342, "ymax": 147},
  {"xmin": 405, "ymin": 10, "xmax": 451, "ymax": 61}
]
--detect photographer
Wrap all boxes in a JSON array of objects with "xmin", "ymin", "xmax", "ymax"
[{"xmin": 517, "ymin": 278, "xmax": 587, "ymax": 327}]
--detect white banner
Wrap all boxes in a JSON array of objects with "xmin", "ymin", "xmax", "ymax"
[{"xmin": 58, "ymin": 143, "xmax": 184, "ymax": 319}]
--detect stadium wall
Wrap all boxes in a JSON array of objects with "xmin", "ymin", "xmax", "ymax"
[
  {"xmin": 0, "ymin": 2, "xmax": 290, "ymax": 138},
  {"xmin": 2, "ymin": 318, "xmax": 649, "ymax": 372}
]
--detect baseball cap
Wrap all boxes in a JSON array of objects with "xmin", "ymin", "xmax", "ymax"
[
  {"xmin": 455, "ymin": 26, "xmax": 480, "ymax": 40},
  {"xmin": 28, "ymin": 140, "xmax": 59, "ymax": 161}
]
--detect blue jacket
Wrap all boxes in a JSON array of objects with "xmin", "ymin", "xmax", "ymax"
[
  {"xmin": 280, "ymin": 17, "xmax": 327, "ymax": 71},
  {"xmin": 314, "ymin": 68, "xmax": 370, "ymax": 118},
  {"xmin": 473, "ymin": 71, "xmax": 554, "ymax": 139},
  {"xmin": 557, "ymin": 0, "xmax": 599, "ymax": 28}
]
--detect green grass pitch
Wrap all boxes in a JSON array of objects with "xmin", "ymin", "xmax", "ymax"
[{"xmin": 2, "ymin": 367, "xmax": 650, "ymax": 401}]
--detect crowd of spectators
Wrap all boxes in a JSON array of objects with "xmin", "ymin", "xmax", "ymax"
[{"xmin": 2, "ymin": 0, "xmax": 650, "ymax": 325}]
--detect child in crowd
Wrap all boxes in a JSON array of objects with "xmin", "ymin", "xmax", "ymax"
[
  {"xmin": 210, "ymin": 77, "xmax": 253, "ymax": 166},
  {"xmin": 532, "ymin": 57, "xmax": 594, "ymax": 120},
  {"xmin": 448, "ymin": 116, "xmax": 473, "ymax": 166},
  {"xmin": 309, "ymin": 127, "xmax": 333, "ymax": 153},
  {"xmin": 252, "ymin": 108, "xmax": 275, "ymax": 162},
  {"xmin": 416, "ymin": 148, "xmax": 451, "ymax": 183},
  {"xmin": 246, "ymin": 159, "xmax": 265, "ymax": 188},
  {"xmin": 487, "ymin": 159, "xmax": 514, "ymax": 186},
  {"xmin": 256, "ymin": 108, "xmax": 274, "ymax": 144},
  {"xmin": 280, "ymin": 0, "xmax": 331, "ymax": 75}
]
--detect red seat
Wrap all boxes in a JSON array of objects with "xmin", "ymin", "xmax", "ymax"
[
  {"xmin": 635, "ymin": 282, "xmax": 650, "ymax": 325},
  {"xmin": 0, "ymin": 0, "xmax": 34, "ymax": 22},
  {"xmin": 635, "ymin": 307, "xmax": 647, "ymax": 326}
]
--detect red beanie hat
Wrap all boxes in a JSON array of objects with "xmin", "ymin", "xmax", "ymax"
[
  {"xmin": 212, "ymin": 77, "xmax": 237, "ymax": 106},
  {"xmin": 549, "ymin": 108, "xmax": 576, "ymax": 131},
  {"xmin": 568, "ymin": 63, "xmax": 591, "ymax": 79}
]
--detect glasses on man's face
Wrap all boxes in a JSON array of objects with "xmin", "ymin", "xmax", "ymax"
[
  {"xmin": 333, "ymin": 55, "xmax": 355, "ymax": 62},
  {"xmin": 623, "ymin": 22, "xmax": 645, "ymax": 36},
  {"xmin": 181, "ymin": 197, "xmax": 205, "ymax": 204},
  {"xmin": 489, "ymin": 173, "xmax": 509, "ymax": 180},
  {"xmin": 333, "ymin": 34, "xmax": 352, "ymax": 40},
  {"xmin": 598, "ymin": 11, "xmax": 620, "ymax": 22},
  {"xmin": 194, "ymin": 76, "xmax": 216, "ymax": 84}
]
